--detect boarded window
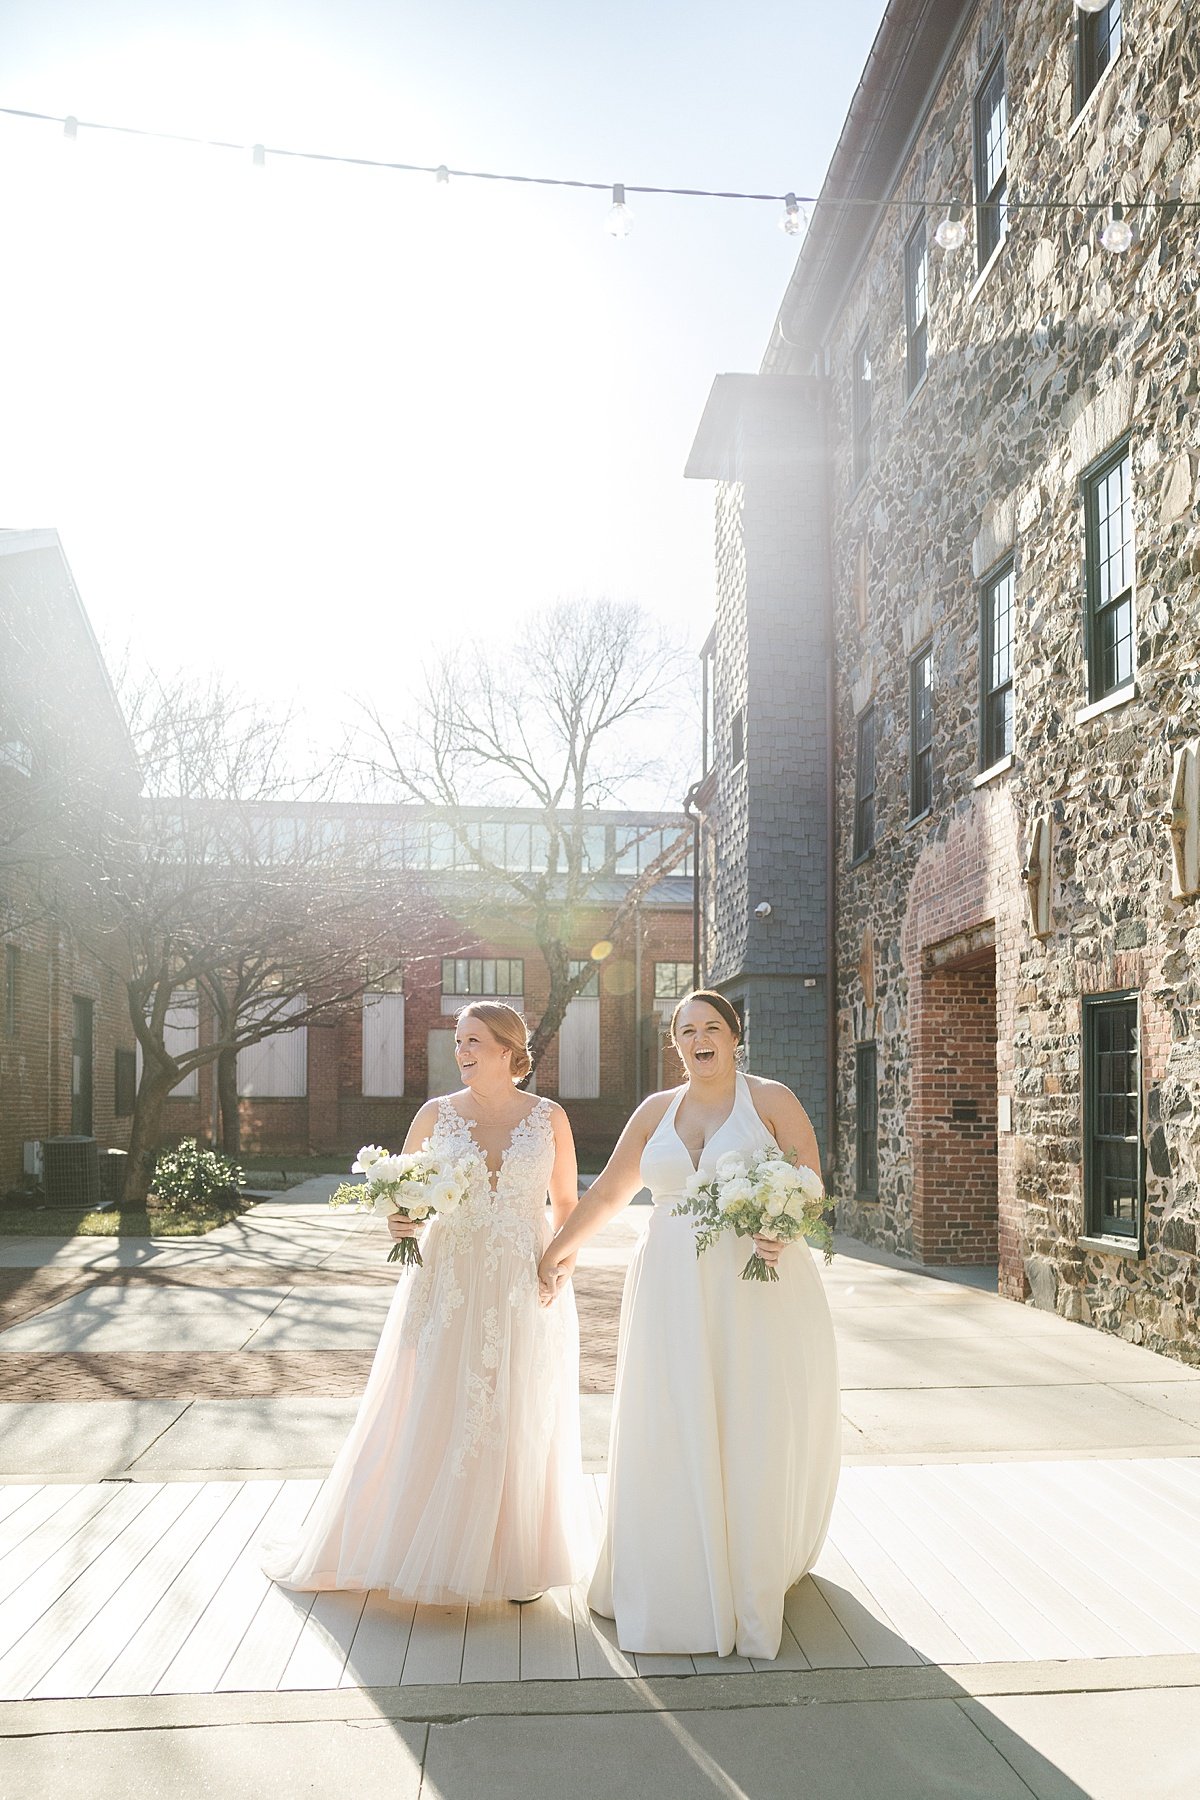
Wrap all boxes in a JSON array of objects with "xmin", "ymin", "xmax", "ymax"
[
  {"xmin": 559, "ymin": 959, "xmax": 601, "ymax": 1099},
  {"xmin": 362, "ymin": 992, "xmax": 405, "ymax": 1097},
  {"xmin": 135, "ymin": 990, "xmax": 200, "ymax": 1097},
  {"xmin": 237, "ymin": 994, "xmax": 308, "ymax": 1098}
]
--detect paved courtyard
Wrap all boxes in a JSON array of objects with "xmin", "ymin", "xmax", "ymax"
[{"xmin": 1, "ymin": 1180, "xmax": 1199, "ymax": 1796}]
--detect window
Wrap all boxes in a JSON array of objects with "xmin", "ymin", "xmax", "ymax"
[
  {"xmin": 236, "ymin": 994, "xmax": 308, "ymax": 1098},
  {"xmin": 980, "ymin": 561, "xmax": 1014, "ymax": 768},
  {"xmin": 852, "ymin": 332, "xmax": 872, "ymax": 483},
  {"xmin": 974, "ymin": 49, "xmax": 1008, "ymax": 267},
  {"xmin": 853, "ymin": 707, "xmax": 876, "ymax": 861},
  {"xmin": 134, "ymin": 989, "xmax": 200, "ymax": 1097},
  {"xmin": 654, "ymin": 961, "xmax": 694, "ymax": 1003},
  {"xmin": 1085, "ymin": 443, "xmax": 1135, "ymax": 701},
  {"xmin": 855, "ymin": 1042, "xmax": 878, "ymax": 1199},
  {"xmin": 580, "ymin": 825, "xmax": 608, "ymax": 872},
  {"xmin": 909, "ymin": 644, "xmax": 933, "ymax": 819},
  {"xmin": 362, "ymin": 992, "xmax": 405, "ymax": 1097},
  {"xmin": 559, "ymin": 959, "xmax": 600, "ymax": 1099},
  {"xmin": 1084, "ymin": 993, "xmax": 1141, "ymax": 1240},
  {"xmin": 904, "ymin": 219, "xmax": 928, "ymax": 395},
  {"xmin": 114, "ymin": 1048, "xmax": 137, "ymax": 1117},
  {"xmin": 3, "ymin": 944, "xmax": 16, "ymax": 1037},
  {"xmin": 731, "ymin": 705, "xmax": 745, "ymax": 770},
  {"xmin": 1077, "ymin": 0, "xmax": 1122, "ymax": 112},
  {"xmin": 441, "ymin": 957, "xmax": 524, "ymax": 998}
]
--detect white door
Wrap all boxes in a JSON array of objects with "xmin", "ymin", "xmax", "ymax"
[
  {"xmin": 559, "ymin": 995, "xmax": 600, "ymax": 1099},
  {"xmin": 427, "ymin": 1028, "xmax": 459, "ymax": 1098}
]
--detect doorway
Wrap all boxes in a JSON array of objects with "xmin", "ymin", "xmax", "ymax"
[
  {"xmin": 71, "ymin": 996, "xmax": 94, "ymax": 1135},
  {"xmin": 911, "ymin": 944, "xmax": 998, "ymax": 1266}
]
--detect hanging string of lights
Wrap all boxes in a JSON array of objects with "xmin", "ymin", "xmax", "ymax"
[{"xmin": 0, "ymin": 87, "xmax": 1186, "ymax": 258}]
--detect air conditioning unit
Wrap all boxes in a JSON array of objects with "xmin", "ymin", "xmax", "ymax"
[
  {"xmin": 43, "ymin": 1136, "xmax": 101, "ymax": 1209},
  {"xmin": 22, "ymin": 1140, "xmax": 43, "ymax": 1179}
]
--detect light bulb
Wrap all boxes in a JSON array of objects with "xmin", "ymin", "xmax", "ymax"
[
  {"xmin": 63, "ymin": 115, "xmax": 79, "ymax": 140},
  {"xmin": 1075, "ymin": 0, "xmax": 1109, "ymax": 14},
  {"xmin": 605, "ymin": 182, "xmax": 632, "ymax": 238},
  {"xmin": 1100, "ymin": 203, "xmax": 1133, "ymax": 254},
  {"xmin": 935, "ymin": 202, "xmax": 968, "ymax": 251},
  {"xmin": 252, "ymin": 143, "xmax": 266, "ymax": 168},
  {"xmin": 434, "ymin": 165, "xmax": 449, "ymax": 184},
  {"xmin": 779, "ymin": 192, "xmax": 806, "ymax": 236}
]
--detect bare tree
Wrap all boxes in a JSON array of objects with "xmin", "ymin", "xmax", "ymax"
[{"xmin": 358, "ymin": 599, "xmax": 695, "ymax": 1076}]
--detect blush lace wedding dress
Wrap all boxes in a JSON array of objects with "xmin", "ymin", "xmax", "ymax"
[
  {"xmin": 263, "ymin": 1095, "xmax": 591, "ymax": 1602},
  {"xmin": 589, "ymin": 1072, "xmax": 841, "ymax": 1659}
]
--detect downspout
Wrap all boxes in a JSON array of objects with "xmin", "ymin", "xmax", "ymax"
[
  {"xmin": 683, "ymin": 781, "xmax": 703, "ymax": 991},
  {"xmin": 633, "ymin": 896, "xmax": 643, "ymax": 1106},
  {"xmin": 819, "ymin": 375, "xmax": 839, "ymax": 1183}
]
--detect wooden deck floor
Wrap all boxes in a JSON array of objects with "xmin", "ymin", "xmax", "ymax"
[{"xmin": 1, "ymin": 1459, "xmax": 1198, "ymax": 1700}]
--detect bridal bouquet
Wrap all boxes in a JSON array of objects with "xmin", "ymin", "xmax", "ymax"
[
  {"xmin": 329, "ymin": 1142, "xmax": 482, "ymax": 1267},
  {"xmin": 674, "ymin": 1148, "xmax": 834, "ymax": 1283}
]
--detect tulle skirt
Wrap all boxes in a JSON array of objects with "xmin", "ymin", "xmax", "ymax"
[{"xmin": 262, "ymin": 1215, "xmax": 592, "ymax": 1603}]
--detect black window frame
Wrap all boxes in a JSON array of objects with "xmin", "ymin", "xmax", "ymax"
[
  {"xmin": 1083, "ymin": 440, "xmax": 1135, "ymax": 703},
  {"xmin": 1076, "ymin": 0, "xmax": 1123, "ymax": 113},
  {"xmin": 852, "ymin": 705, "xmax": 876, "ymax": 863},
  {"xmin": 114, "ymin": 1047, "xmax": 137, "ymax": 1117},
  {"xmin": 441, "ymin": 957, "xmax": 525, "ymax": 998},
  {"xmin": 1083, "ymin": 991, "xmax": 1142, "ymax": 1243},
  {"xmin": 973, "ymin": 47, "xmax": 1008, "ymax": 269},
  {"xmin": 851, "ymin": 331, "xmax": 873, "ymax": 486},
  {"xmin": 979, "ymin": 558, "xmax": 1015, "ymax": 770},
  {"xmin": 909, "ymin": 642, "xmax": 934, "ymax": 821},
  {"xmin": 855, "ymin": 1041, "xmax": 879, "ymax": 1200},
  {"xmin": 903, "ymin": 217, "xmax": 928, "ymax": 397},
  {"xmin": 654, "ymin": 961, "xmax": 694, "ymax": 1003}
]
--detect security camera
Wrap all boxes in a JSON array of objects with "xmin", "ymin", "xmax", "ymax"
[{"xmin": 753, "ymin": 901, "xmax": 773, "ymax": 919}]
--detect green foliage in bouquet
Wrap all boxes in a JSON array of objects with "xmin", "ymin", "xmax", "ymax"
[{"xmin": 674, "ymin": 1147, "xmax": 834, "ymax": 1283}]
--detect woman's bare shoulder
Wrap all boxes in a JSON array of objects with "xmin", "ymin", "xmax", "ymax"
[{"xmin": 630, "ymin": 1087, "xmax": 682, "ymax": 1130}]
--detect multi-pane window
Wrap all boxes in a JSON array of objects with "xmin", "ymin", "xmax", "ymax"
[
  {"xmin": 3, "ymin": 944, "xmax": 16, "ymax": 1037},
  {"xmin": 909, "ymin": 644, "xmax": 934, "ymax": 819},
  {"xmin": 654, "ymin": 961, "xmax": 694, "ymax": 1003},
  {"xmin": 852, "ymin": 332, "xmax": 873, "ymax": 483},
  {"xmin": 568, "ymin": 957, "xmax": 601, "ymax": 998},
  {"xmin": 980, "ymin": 561, "xmax": 1014, "ymax": 768},
  {"xmin": 853, "ymin": 707, "xmax": 876, "ymax": 861},
  {"xmin": 441, "ymin": 957, "xmax": 524, "ymax": 998},
  {"xmin": 731, "ymin": 705, "xmax": 745, "ymax": 769},
  {"xmin": 904, "ymin": 219, "xmax": 928, "ymax": 395},
  {"xmin": 1077, "ymin": 0, "xmax": 1122, "ymax": 111},
  {"xmin": 974, "ymin": 49, "xmax": 1008, "ymax": 267},
  {"xmin": 855, "ymin": 1042, "xmax": 878, "ymax": 1199},
  {"xmin": 1084, "ymin": 993, "xmax": 1141, "ymax": 1240},
  {"xmin": 1085, "ymin": 443, "xmax": 1135, "ymax": 701}
]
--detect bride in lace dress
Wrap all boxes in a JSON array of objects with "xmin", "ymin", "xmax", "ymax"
[
  {"xmin": 263, "ymin": 1001, "xmax": 591, "ymax": 1604},
  {"xmin": 538, "ymin": 990, "xmax": 840, "ymax": 1660}
]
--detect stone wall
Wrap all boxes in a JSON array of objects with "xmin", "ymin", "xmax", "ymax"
[{"xmin": 802, "ymin": 0, "xmax": 1200, "ymax": 1357}]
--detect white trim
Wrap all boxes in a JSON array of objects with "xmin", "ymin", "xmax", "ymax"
[
  {"xmin": 1074, "ymin": 683, "xmax": 1136, "ymax": 726},
  {"xmin": 1078, "ymin": 1233, "xmax": 1140, "ymax": 1261},
  {"xmin": 966, "ymin": 230, "xmax": 1006, "ymax": 305},
  {"xmin": 973, "ymin": 753, "xmax": 1015, "ymax": 789}
]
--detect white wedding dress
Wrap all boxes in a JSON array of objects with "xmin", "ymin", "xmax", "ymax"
[
  {"xmin": 589, "ymin": 1073, "xmax": 841, "ymax": 1659},
  {"xmin": 263, "ymin": 1096, "xmax": 591, "ymax": 1602}
]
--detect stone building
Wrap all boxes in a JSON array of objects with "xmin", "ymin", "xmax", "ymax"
[{"xmin": 690, "ymin": 0, "xmax": 1200, "ymax": 1358}]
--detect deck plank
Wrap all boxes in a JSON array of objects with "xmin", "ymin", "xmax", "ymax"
[
  {"xmin": 0, "ymin": 1484, "xmax": 123, "ymax": 1607},
  {"xmin": 339, "ymin": 1593, "xmax": 416, "ymax": 1689},
  {"xmin": 0, "ymin": 1486, "xmax": 43, "ymax": 1534},
  {"xmin": 518, "ymin": 1588, "xmax": 578, "ymax": 1681},
  {"xmin": 460, "ymin": 1598, "xmax": 520, "ymax": 1684},
  {"xmin": 400, "ymin": 1604, "xmax": 467, "ymax": 1687},
  {"xmin": 825, "ymin": 1498, "xmax": 972, "ymax": 1665},
  {"xmin": 571, "ymin": 1589, "xmax": 636, "ymax": 1680},
  {"xmin": 633, "ymin": 1651, "xmax": 696, "ymax": 1676},
  {"xmin": 782, "ymin": 1576, "xmax": 861, "ymax": 1669},
  {"xmin": 278, "ymin": 1587, "xmax": 369, "ymax": 1691}
]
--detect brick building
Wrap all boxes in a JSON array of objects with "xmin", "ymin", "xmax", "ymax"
[
  {"xmin": 0, "ymin": 529, "xmax": 140, "ymax": 1193},
  {"xmin": 689, "ymin": 0, "xmax": 1200, "ymax": 1358},
  {"xmin": 152, "ymin": 803, "xmax": 695, "ymax": 1165}
]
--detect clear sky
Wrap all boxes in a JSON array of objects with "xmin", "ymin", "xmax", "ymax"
[{"xmin": 0, "ymin": 0, "xmax": 885, "ymax": 790}]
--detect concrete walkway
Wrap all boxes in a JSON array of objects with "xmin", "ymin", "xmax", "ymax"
[{"xmin": 2, "ymin": 1180, "xmax": 1199, "ymax": 1796}]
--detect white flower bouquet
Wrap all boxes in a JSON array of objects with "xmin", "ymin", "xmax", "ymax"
[
  {"xmin": 673, "ymin": 1147, "xmax": 834, "ymax": 1283},
  {"xmin": 329, "ymin": 1142, "xmax": 482, "ymax": 1267}
]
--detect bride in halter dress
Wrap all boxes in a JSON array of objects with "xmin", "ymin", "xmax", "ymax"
[
  {"xmin": 539, "ymin": 990, "xmax": 840, "ymax": 1661},
  {"xmin": 263, "ymin": 1002, "xmax": 591, "ymax": 1604}
]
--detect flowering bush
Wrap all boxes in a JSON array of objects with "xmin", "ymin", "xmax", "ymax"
[{"xmin": 151, "ymin": 1138, "xmax": 245, "ymax": 1213}]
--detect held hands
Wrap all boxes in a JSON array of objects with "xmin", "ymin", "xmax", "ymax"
[{"xmin": 537, "ymin": 1246, "xmax": 576, "ymax": 1307}]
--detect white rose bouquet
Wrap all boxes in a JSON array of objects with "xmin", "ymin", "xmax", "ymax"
[
  {"xmin": 329, "ymin": 1142, "xmax": 483, "ymax": 1267},
  {"xmin": 673, "ymin": 1147, "xmax": 833, "ymax": 1283}
]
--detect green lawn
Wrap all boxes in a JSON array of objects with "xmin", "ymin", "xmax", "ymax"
[{"xmin": 0, "ymin": 1199, "xmax": 247, "ymax": 1238}]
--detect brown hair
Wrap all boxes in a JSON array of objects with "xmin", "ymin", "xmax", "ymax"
[
  {"xmin": 456, "ymin": 1001, "xmax": 533, "ymax": 1083},
  {"xmin": 670, "ymin": 988, "xmax": 743, "ymax": 1044}
]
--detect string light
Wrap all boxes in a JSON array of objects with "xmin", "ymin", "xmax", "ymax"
[
  {"xmin": 934, "ymin": 201, "xmax": 968, "ymax": 251},
  {"xmin": 0, "ymin": 104, "xmax": 1180, "ymax": 254},
  {"xmin": 779, "ymin": 192, "xmax": 806, "ymax": 236},
  {"xmin": 1100, "ymin": 202, "xmax": 1134, "ymax": 254},
  {"xmin": 1075, "ymin": 0, "xmax": 1110, "ymax": 14},
  {"xmin": 605, "ymin": 182, "xmax": 632, "ymax": 239}
]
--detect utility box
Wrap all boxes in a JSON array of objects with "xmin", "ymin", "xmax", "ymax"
[{"xmin": 43, "ymin": 1136, "xmax": 101, "ymax": 1210}]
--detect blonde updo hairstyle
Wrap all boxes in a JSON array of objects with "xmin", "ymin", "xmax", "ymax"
[{"xmin": 456, "ymin": 1001, "xmax": 533, "ymax": 1084}]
